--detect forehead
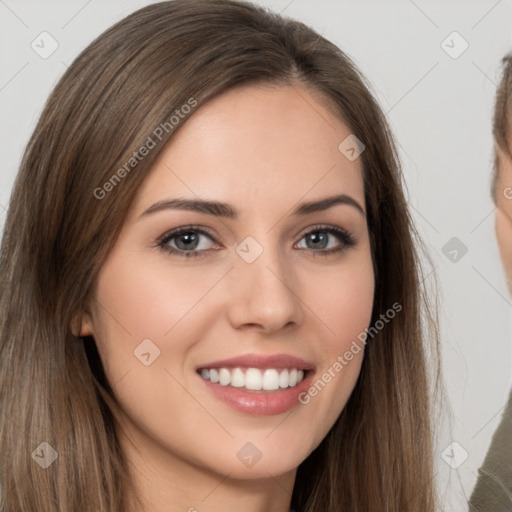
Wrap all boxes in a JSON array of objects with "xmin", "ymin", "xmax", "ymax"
[{"xmin": 131, "ymin": 84, "xmax": 365, "ymax": 217}]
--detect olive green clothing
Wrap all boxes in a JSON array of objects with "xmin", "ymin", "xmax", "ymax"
[{"xmin": 469, "ymin": 387, "xmax": 512, "ymax": 511}]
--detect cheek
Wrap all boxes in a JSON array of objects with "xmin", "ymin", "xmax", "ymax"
[
  {"xmin": 92, "ymin": 248, "xmax": 229, "ymax": 344},
  {"xmin": 88, "ymin": 251, "xmax": 196, "ymax": 386},
  {"xmin": 297, "ymin": 248, "xmax": 374, "ymax": 432},
  {"xmin": 89, "ymin": 252, "xmax": 216, "ymax": 449},
  {"xmin": 310, "ymin": 248, "xmax": 375, "ymax": 347},
  {"xmin": 89, "ymin": 249, "xmax": 234, "ymax": 412}
]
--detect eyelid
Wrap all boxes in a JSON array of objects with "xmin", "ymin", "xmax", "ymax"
[
  {"xmin": 156, "ymin": 224, "xmax": 218, "ymax": 245},
  {"xmin": 295, "ymin": 224, "xmax": 356, "ymax": 252},
  {"xmin": 296, "ymin": 223, "xmax": 351, "ymax": 239}
]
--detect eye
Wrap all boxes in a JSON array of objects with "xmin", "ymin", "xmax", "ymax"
[
  {"xmin": 295, "ymin": 225, "xmax": 356, "ymax": 256},
  {"xmin": 156, "ymin": 224, "xmax": 356, "ymax": 258},
  {"xmin": 157, "ymin": 226, "xmax": 218, "ymax": 258}
]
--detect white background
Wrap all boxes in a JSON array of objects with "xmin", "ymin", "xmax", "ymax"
[{"xmin": 1, "ymin": 0, "xmax": 511, "ymax": 509}]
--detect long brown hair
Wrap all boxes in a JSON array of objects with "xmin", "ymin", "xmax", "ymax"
[{"xmin": 0, "ymin": 1, "xmax": 441, "ymax": 510}]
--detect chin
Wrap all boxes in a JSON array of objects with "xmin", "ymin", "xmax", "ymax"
[{"xmin": 199, "ymin": 442, "xmax": 311, "ymax": 481}]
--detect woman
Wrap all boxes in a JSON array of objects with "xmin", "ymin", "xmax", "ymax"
[
  {"xmin": 0, "ymin": 1, "xmax": 440, "ymax": 510},
  {"xmin": 469, "ymin": 51, "xmax": 512, "ymax": 511}
]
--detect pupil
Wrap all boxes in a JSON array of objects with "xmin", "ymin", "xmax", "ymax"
[
  {"xmin": 176, "ymin": 232, "xmax": 199, "ymax": 250},
  {"xmin": 309, "ymin": 232, "xmax": 327, "ymax": 249}
]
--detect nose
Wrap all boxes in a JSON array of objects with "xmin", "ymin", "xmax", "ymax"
[{"xmin": 225, "ymin": 240, "xmax": 304, "ymax": 334}]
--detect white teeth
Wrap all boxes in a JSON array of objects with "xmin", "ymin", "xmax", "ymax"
[
  {"xmin": 219, "ymin": 368, "xmax": 231, "ymax": 386},
  {"xmin": 209, "ymin": 369, "xmax": 219, "ymax": 383},
  {"xmin": 278, "ymin": 369, "xmax": 289, "ymax": 389},
  {"xmin": 230, "ymin": 368, "xmax": 245, "ymax": 388},
  {"xmin": 245, "ymin": 368, "xmax": 262, "ymax": 390},
  {"xmin": 199, "ymin": 367, "xmax": 306, "ymax": 390},
  {"xmin": 262, "ymin": 369, "xmax": 279, "ymax": 391}
]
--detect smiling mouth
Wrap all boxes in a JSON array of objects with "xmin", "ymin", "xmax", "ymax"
[{"xmin": 197, "ymin": 367, "xmax": 308, "ymax": 392}]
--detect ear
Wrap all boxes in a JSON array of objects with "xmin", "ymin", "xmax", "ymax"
[{"xmin": 70, "ymin": 309, "xmax": 95, "ymax": 338}]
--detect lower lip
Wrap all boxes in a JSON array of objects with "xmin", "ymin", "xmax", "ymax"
[{"xmin": 198, "ymin": 371, "xmax": 314, "ymax": 416}]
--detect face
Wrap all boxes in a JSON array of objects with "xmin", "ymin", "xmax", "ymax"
[
  {"xmin": 494, "ymin": 146, "xmax": 512, "ymax": 293},
  {"xmin": 80, "ymin": 84, "xmax": 375, "ymax": 482}
]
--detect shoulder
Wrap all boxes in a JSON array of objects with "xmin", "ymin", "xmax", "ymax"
[{"xmin": 469, "ymin": 387, "xmax": 512, "ymax": 510}]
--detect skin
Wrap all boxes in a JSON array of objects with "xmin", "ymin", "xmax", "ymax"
[
  {"xmin": 494, "ymin": 145, "xmax": 512, "ymax": 292},
  {"xmin": 78, "ymin": 83, "xmax": 375, "ymax": 512}
]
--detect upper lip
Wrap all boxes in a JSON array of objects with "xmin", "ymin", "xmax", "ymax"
[{"xmin": 196, "ymin": 353, "xmax": 316, "ymax": 371}]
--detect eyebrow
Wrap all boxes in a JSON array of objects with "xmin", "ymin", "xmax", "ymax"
[{"xmin": 140, "ymin": 194, "xmax": 366, "ymax": 219}]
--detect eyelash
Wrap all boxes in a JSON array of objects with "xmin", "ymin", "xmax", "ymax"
[{"xmin": 156, "ymin": 224, "xmax": 356, "ymax": 259}]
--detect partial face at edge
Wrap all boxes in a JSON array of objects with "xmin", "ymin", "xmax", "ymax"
[
  {"xmin": 79, "ymin": 84, "xmax": 375, "ymax": 480},
  {"xmin": 494, "ymin": 146, "xmax": 512, "ymax": 293}
]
